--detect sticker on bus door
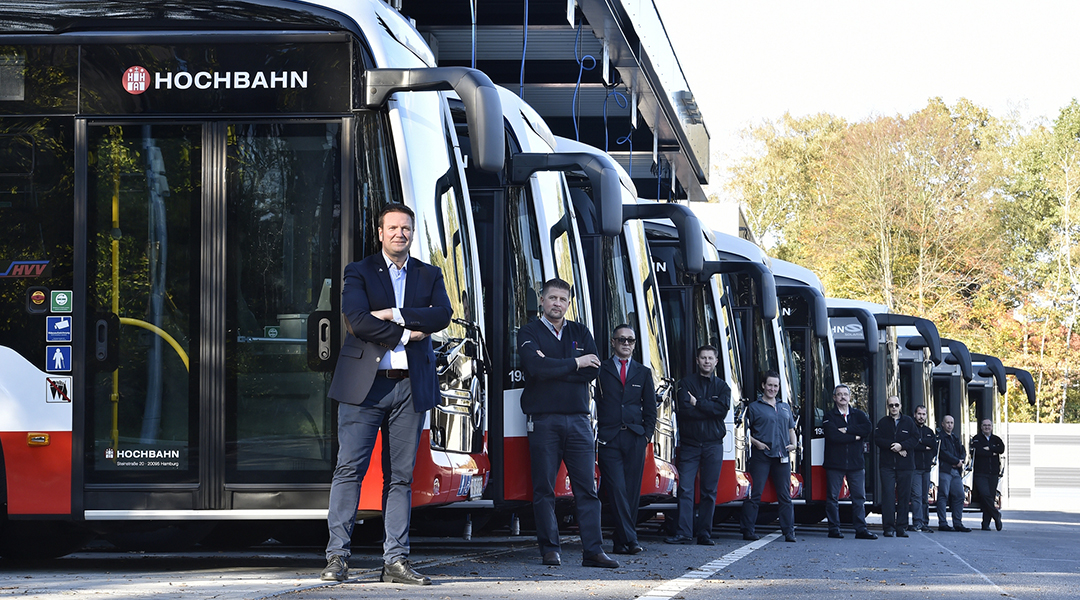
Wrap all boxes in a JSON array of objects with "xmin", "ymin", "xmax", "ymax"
[
  {"xmin": 46, "ymin": 376, "xmax": 73, "ymax": 403},
  {"xmin": 46, "ymin": 346, "xmax": 72, "ymax": 372},
  {"xmin": 46, "ymin": 316, "xmax": 73, "ymax": 343}
]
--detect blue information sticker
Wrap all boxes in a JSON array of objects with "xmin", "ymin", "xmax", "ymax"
[
  {"xmin": 46, "ymin": 316, "xmax": 73, "ymax": 343},
  {"xmin": 46, "ymin": 345, "xmax": 72, "ymax": 373}
]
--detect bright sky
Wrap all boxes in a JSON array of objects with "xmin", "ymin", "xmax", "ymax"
[{"xmin": 654, "ymin": 0, "xmax": 1080, "ymax": 195}]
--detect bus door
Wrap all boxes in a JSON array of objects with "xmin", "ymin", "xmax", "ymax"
[{"xmin": 83, "ymin": 119, "xmax": 343, "ymax": 512}]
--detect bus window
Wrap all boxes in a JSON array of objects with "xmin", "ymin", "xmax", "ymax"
[
  {"xmin": 226, "ymin": 121, "xmax": 341, "ymax": 480},
  {"xmin": 785, "ymin": 327, "xmax": 808, "ymax": 416},
  {"xmin": 718, "ymin": 287, "xmax": 744, "ymax": 396},
  {"xmin": 0, "ymin": 118, "xmax": 73, "ymax": 368},
  {"xmin": 545, "ymin": 173, "xmax": 586, "ymax": 324},
  {"xmin": 838, "ymin": 352, "xmax": 871, "ymax": 412},
  {"xmin": 630, "ymin": 222, "xmax": 668, "ymax": 381},
  {"xmin": 86, "ymin": 123, "xmax": 200, "ymax": 481},
  {"xmin": 355, "ymin": 112, "xmax": 402, "ymax": 259},
  {"xmin": 602, "ymin": 235, "xmax": 637, "ymax": 346},
  {"xmin": 417, "ymin": 109, "xmax": 484, "ymax": 454},
  {"xmin": 500, "ymin": 187, "xmax": 545, "ymax": 388},
  {"xmin": 660, "ymin": 289, "xmax": 688, "ymax": 381},
  {"xmin": 811, "ymin": 334, "xmax": 832, "ymax": 429}
]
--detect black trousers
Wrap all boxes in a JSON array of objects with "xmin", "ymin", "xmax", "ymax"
[
  {"xmin": 527, "ymin": 413, "xmax": 604, "ymax": 557},
  {"xmin": 597, "ymin": 429, "xmax": 647, "ymax": 548},
  {"xmin": 973, "ymin": 473, "xmax": 1001, "ymax": 526},
  {"xmin": 879, "ymin": 466, "xmax": 913, "ymax": 533}
]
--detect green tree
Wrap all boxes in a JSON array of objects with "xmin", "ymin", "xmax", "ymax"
[{"xmin": 726, "ymin": 112, "xmax": 845, "ymax": 256}]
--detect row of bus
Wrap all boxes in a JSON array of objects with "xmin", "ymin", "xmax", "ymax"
[{"xmin": 0, "ymin": 0, "xmax": 1034, "ymax": 558}]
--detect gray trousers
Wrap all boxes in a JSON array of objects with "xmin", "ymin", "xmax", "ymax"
[
  {"xmin": 326, "ymin": 378, "xmax": 424, "ymax": 564},
  {"xmin": 908, "ymin": 469, "xmax": 932, "ymax": 528},
  {"xmin": 937, "ymin": 467, "xmax": 965, "ymax": 527}
]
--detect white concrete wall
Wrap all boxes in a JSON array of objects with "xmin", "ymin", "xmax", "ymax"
[{"xmin": 1001, "ymin": 422, "xmax": 1080, "ymax": 511}]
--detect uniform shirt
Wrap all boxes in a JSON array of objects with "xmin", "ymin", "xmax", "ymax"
[{"xmin": 744, "ymin": 395, "xmax": 796, "ymax": 459}]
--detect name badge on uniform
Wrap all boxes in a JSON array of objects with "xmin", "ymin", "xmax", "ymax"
[{"xmin": 780, "ymin": 456, "xmax": 789, "ymax": 464}]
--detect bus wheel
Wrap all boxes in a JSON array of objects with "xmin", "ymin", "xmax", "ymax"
[{"xmin": 0, "ymin": 518, "xmax": 93, "ymax": 560}]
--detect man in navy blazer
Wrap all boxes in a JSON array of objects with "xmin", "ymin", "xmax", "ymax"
[
  {"xmin": 321, "ymin": 204, "xmax": 452, "ymax": 586},
  {"xmin": 595, "ymin": 324, "xmax": 656, "ymax": 555}
]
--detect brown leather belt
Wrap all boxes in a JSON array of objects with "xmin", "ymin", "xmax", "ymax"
[{"xmin": 379, "ymin": 369, "xmax": 409, "ymax": 379}]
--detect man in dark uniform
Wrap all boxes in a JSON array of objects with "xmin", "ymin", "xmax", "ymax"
[
  {"xmin": 936, "ymin": 415, "xmax": 970, "ymax": 532},
  {"xmin": 822, "ymin": 384, "xmax": 877, "ymax": 540},
  {"xmin": 518, "ymin": 278, "xmax": 618, "ymax": 569},
  {"xmin": 595, "ymin": 324, "xmax": 656, "ymax": 555},
  {"xmin": 665, "ymin": 345, "xmax": 730, "ymax": 546},
  {"xmin": 875, "ymin": 396, "xmax": 919, "ymax": 537},
  {"xmin": 906, "ymin": 405, "xmax": 937, "ymax": 533},
  {"xmin": 322, "ymin": 204, "xmax": 452, "ymax": 585},
  {"xmin": 972, "ymin": 419, "xmax": 1005, "ymax": 531}
]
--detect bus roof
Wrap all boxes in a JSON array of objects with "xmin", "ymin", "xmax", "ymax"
[
  {"xmin": 0, "ymin": 0, "xmax": 436, "ymax": 69},
  {"xmin": 772, "ymin": 258, "xmax": 824, "ymax": 292}
]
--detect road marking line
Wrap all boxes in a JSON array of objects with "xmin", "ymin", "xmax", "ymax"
[
  {"xmin": 639, "ymin": 533, "xmax": 780, "ymax": 600},
  {"xmin": 926, "ymin": 534, "xmax": 1015, "ymax": 598}
]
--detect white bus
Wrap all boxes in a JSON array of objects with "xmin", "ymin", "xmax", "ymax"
[{"xmin": 0, "ymin": 0, "xmax": 505, "ymax": 557}]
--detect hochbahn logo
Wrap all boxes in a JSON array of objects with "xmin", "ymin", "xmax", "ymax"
[
  {"xmin": 104, "ymin": 448, "xmax": 182, "ymax": 459},
  {"xmin": 122, "ymin": 65, "xmax": 310, "ymax": 95}
]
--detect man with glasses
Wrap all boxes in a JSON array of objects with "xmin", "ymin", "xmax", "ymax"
[
  {"xmin": 665, "ymin": 345, "xmax": 731, "ymax": 546},
  {"xmin": 875, "ymin": 396, "xmax": 918, "ymax": 537},
  {"xmin": 822, "ymin": 384, "xmax": 877, "ymax": 540},
  {"xmin": 595, "ymin": 325, "xmax": 656, "ymax": 555}
]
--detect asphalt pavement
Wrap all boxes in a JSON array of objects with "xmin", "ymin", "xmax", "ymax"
[{"xmin": 1, "ymin": 510, "xmax": 1077, "ymax": 600}]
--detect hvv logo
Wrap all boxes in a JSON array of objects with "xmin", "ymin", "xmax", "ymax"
[{"xmin": 0, "ymin": 260, "xmax": 50, "ymax": 278}]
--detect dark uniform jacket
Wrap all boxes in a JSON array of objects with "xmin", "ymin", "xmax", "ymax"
[
  {"xmin": 970, "ymin": 433, "xmax": 1005, "ymax": 476},
  {"xmin": 874, "ymin": 414, "xmax": 919, "ymax": 470},
  {"xmin": 595, "ymin": 357, "xmax": 657, "ymax": 444},
  {"xmin": 822, "ymin": 406, "xmax": 873, "ymax": 471},
  {"xmin": 675, "ymin": 373, "xmax": 731, "ymax": 447},
  {"xmin": 517, "ymin": 318, "xmax": 599, "ymax": 415},
  {"xmin": 938, "ymin": 430, "xmax": 966, "ymax": 470},
  {"xmin": 912, "ymin": 423, "xmax": 938, "ymax": 471}
]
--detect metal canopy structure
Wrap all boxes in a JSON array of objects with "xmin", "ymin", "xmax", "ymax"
[{"xmin": 399, "ymin": 0, "xmax": 710, "ymax": 201}]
